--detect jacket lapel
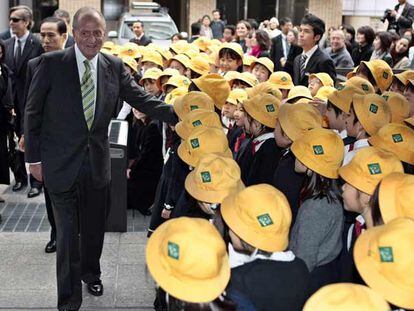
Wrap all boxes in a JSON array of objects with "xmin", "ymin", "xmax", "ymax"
[
  {"xmin": 91, "ymin": 53, "xmax": 110, "ymax": 130},
  {"xmin": 16, "ymin": 33, "xmax": 34, "ymax": 73}
]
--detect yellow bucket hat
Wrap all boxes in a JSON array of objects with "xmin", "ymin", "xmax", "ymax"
[
  {"xmin": 218, "ymin": 42, "xmax": 244, "ymax": 59},
  {"xmin": 164, "ymin": 87, "xmax": 188, "ymax": 105},
  {"xmin": 344, "ymin": 76, "xmax": 375, "ymax": 94},
  {"xmin": 221, "ymin": 184, "xmax": 292, "ymax": 252},
  {"xmin": 141, "ymin": 51, "xmax": 163, "ymax": 68},
  {"xmin": 303, "ymin": 283, "xmax": 391, "ymax": 311},
  {"xmin": 184, "ymin": 154, "xmax": 244, "ymax": 203},
  {"xmin": 182, "ymin": 45, "xmax": 200, "ymax": 60},
  {"xmin": 243, "ymin": 55, "xmax": 257, "ymax": 67},
  {"xmin": 346, "ymin": 66, "xmax": 358, "ymax": 80},
  {"xmin": 309, "ymin": 72, "xmax": 334, "ymax": 87},
  {"xmin": 338, "ymin": 147, "xmax": 404, "ymax": 195},
  {"xmin": 139, "ymin": 68, "xmax": 163, "ymax": 86},
  {"xmin": 173, "ymin": 91, "xmax": 215, "ymax": 120},
  {"xmin": 379, "ymin": 172, "xmax": 414, "ymax": 223},
  {"xmin": 177, "ymin": 127, "xmax": 232, "ymax": 167},
  {"xmin": 156, "ymin": 68, "xmax": 180, "ymax": 90},
  {"xmin": 118, "ymin": 42, "xmax": 141, "ymax": 59},
  {"xmin": 175, "ymin": 109, "xmax": 222, "ymax": 140},
  {"xmin": 192, "ymin": 73, "xmax": 231, "ymax": 110},
  {"xmin": 188, "ymin": 56, "xmax": 210, "ymax": 76},
  {"xmin": 278, "ymin": 102, "xmax": 323, "ymax": 141},
  {"xmin": 157, "ymin": 48, "xmax": 173, "ymax": 62},
  {"xmin": 314, "ymin": 86, "xmax": 336, "ymax": 102},
  {"xmin": 230, "ymin": 72, "xmax": 259, "ymax": 88},
  {"xmin": 162, "ymin": 75, "xmax": 191, "ymax": 92},
  {"xmin": 361, "ymin": 59, "xmax": 393, "ymax": 92},
  {"xmin": 170, "ymin": 40, "xmax": 189, "ymax": 55},
  {"xmin": 353, "ymin": 94, "xmax": 391, "ymax": 136},
  {"xmin": 369, "ymin": 123, "xmax": 414, "ymax": 165},
  {"xmin": 146, "ymin": 217, "xmax": 230, "ymax": 303},
  {"xmin": 167, "ymin": 53, "xmax": 190, "ymax": 69},
  {"xmin": 286, "ymin": 85, "xmax": 313, "ymax": 103},
  {"xmin": 381, "ymin": 92, "xmax": 411, "ymax": 124},
  {"xmin": 245, "ymin": 82, "xmax": 282, "ymax": 100},
  {"xmin": 268, "ymin": 71, "xmax": 294, "ymax": 89},
  {"xmin": 326, "ymin": 86, "xmax": 359, "ymax": 114},
  {"xmin": 223, "ymin": 71, "xmax": 241, "ymax": 83},
  {"xmin": 250, "ymin": 57, "xmax": 274, "ymax": 73},
  {"xmin": 243, "ymin": 93, "xmax": 280, "ymax": 128},
  {"xmin": 291, "ymin": 128, "xmax": 344, "ymax": 178},
  {"xmin": 226, "ymin": 88, "xmax": 248, "ymax": 106},
  {"xmin": 354, "ymin": 217, "xmax": 414, "ymax": 310},
  {"xmin": 394, "ymin": 70, "xmax": 414, "ymax": 86},
  {"xmin": 102, "ymin": 41, "xmax": 115, "ymax": 50},
  {"xmin": 120, "ymin": 56, "xmax": 138, "ymax": 73},
  {"xmin": 193, "ymin": 37, "xmax": 211, "ymax": 52}
]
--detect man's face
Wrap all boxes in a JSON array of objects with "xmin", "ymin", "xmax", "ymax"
[
  {"xmin": 40, "ymin": 22, "xmax": 66, "ymax": 52},
  {"xmin": 298, "ymin": 24, "xmax": 319, "ymax": 50},
  {"xmin": 281, "ymin": 22, "xmax": 293, "ymax": 35},
  {"xmin": 223, "ymin": 29, "xmax": 234, "ymax": 42},
  {"xmin": 330, "ymin": 31, "xmax": 345, "ymax": 51},
  {"xmin": 133, "ymin": 22, "xmax": 143, "ymax": 36},
  {"xmin": 9, "ymin": 9, "xmax": 29, "ymax": 36},
  {"xmin": 73, "ymin": 14, "xmax": 105, "ymax": 60}
]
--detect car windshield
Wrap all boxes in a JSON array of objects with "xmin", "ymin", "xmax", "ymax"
[{"xmin": 122, "ymin": 21, "xmax": 177, "ymax": 40}]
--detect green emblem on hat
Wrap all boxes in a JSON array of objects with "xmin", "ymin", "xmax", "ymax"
[
  {"xmin": 313, "ymin": 145, "xmax": 324, "ymax": 155},
  {"xmin": 337, "ymin": 84, "xmax": 345, "ymax": 90},
  {"xmin": 383, "ymin": 71, "xmax": 389, "ymax": 79},
  {"xmin": 362, "ymin": 84, "xmax": 369, "ymax": 92},
  {"xmin": 183, "ymin": 79, "xmax": 189, "ymax": 85},
  {"xmin": 190, "ymin": 105, "xmax": 199, "ymax": 111},
  {"xmin": 190, "ymin": 138, "xmax": 200, "ymax": 149},
  {"xmin": 200, "ymin": 171, "xmax": 211, "ymax": 183},
  {"xmin": 369, "ymin": 103, "xmax": 378, "ymax": 114},
  {"xmin": 379, "ymin": 246, "xmax": 394, "ymax": 263},
  {"xmin": 266, "ymin": 104, "xmax": 275, "ymax": 112},
  {"xmin": 192, "ymin": 120, "xmax": 202, "ymax": 127},
  {"xmin": 167, "ymin": 241, "xmax": 180, "ymax": 260},
  {"xmin": 382, "ymin": 95, "xmax": 389, "ymax": 101},
  {"xmin": 368, "ymin": 163, "xmax": 382, "ymax": 175},
  {"xmin": 257, "ymin": 213, "xmax": 274, "ymax": 227},
  {"xmin": 392, "ymin": 133, "xmax": 403, "ymax": 143},
  {"xmin": 281, "ymin": 76, "xmax": 288, "ymax": 82}
]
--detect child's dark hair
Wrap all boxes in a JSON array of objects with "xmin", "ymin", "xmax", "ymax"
[
  {"xmin": 245, "ymin": 110, "xmax": 274, "ymax": 135},
  {"xmin": 357, "ymin": 63, "xmax": 377, "ymax": 89},
  {"xmin": 349, "ymin": 105, "xmax": 360, "ymax": 125},
  {"xmin": 375, "ymin": 31, "xmax": 393, "ymax": 54},
  {"xmin": 254, "ymin": 30, "xmax": 271, "ymax": 51},
  {"xmin": 327, "ymin": 100, "xmax": 343, "ymax": 118},
  {"xmin": 224, "ymin": 25, "xmax": 236, "ymax": 36},
  {"xmin": 219, "ymin": 48, "xmax": 242, "ymax": 61},
  {"xmin": 190, "ymin": 70, "xmax": 202, "ymax": 79},
  {"xmin": 369, "ymin": 182, "xmax": 384, "ymax": 227},
  {"xmin": 300, "ymin": 14, "xmax": 326, "ymax": 43},
  {"xmin": 191, "ymin": 22, "xmax": 201, "ymax": 36},
  {"xmin": 300, "ymin": 171, "xmax": 343, "ymax": 204},
  {"xmin": 357, "ymin": 26, "xmax": 375, "ymax": 45},
  {"xmin": 188, "ymin": 82, "xmax": 201, "ymax": 92}
]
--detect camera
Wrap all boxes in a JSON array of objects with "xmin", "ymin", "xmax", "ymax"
[{"xmin": 381, "ymin": 9, "xmax": 394, "ymax": 23}]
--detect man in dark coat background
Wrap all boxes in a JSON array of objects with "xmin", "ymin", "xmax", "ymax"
[{"xmin": 129, "ymin": 20, "xmax": 152, "ymax": 46}]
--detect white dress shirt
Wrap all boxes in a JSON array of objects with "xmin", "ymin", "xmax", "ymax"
[
  {"xmin": 14, "ymin": 31, "xmax": 30, "ymax": 57},
  {"xmin": 343, "ymin": 138, "xmax": 369, "ymax": 166},
  {"xmin": 301, "ymin": 45, "xmax": 319, "ymax": 68}
]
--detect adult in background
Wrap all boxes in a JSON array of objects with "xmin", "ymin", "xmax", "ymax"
[
  {"xmin": 24, "ymin": 7, "xmax": 175, "ymax": 310},
  {"xmin": 199, "ymin": 15, "xmax": 213, "ymax": 39},
  {"xmin": 188, "ymin": 22, "xmax": 201, "ymax": 43},
  {"xmin": 222, "ymin": 25, "xmax": 236, "ymax": 43},
  {"xmin": 53, "ymin": 9, "xmax": 75, "ymax": 48},
  {"xmin": 211, "ymin": 9, "xmax": 225, "ymax": 40},
  {"xmin": 249, "ymin": 30, "xmax": 271, "ymax": 58},
  {"xmin": 388, "ymin": 0, "xmax": 414, "ymax": 36},
  {"xmin": 391, "ymin": 36, "xmax": 411, "ymax": 68},
  {"xmin": 370, "ymin": 31, "xmax": 393, "ymax": 67},
  {"xmin": 351, "ymin": 25, "xmax": 375, "ymax": 66},
  {"xmin": 340, "ymin": 24, "xmax": 358, "ymax": 55},
  {"xmin": 236, "ymin": 20, "xmax": 252, "ymax": 53},
  {"xmin": 284, "ymin": 28, "xmax": 303, "ymax": 74},
  {"xmin": 325, "ymin": 29, "xmax": 354, "ymax": 68},
  {"xmin": 270, "ymin": 17, "xmax": 293, "ymax": 71},
  {"xmin": 292, "ymin": 14, "xmax": 336, "ymax": 86},
  {"xmin": 129, "ymin": 20, "xmax": 152, "ymax": 46},
  {"xmin": 4, "ymin": 5, "xmax": 43, "ymax": 194}
]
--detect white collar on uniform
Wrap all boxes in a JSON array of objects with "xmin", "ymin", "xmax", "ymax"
[
  {"xmin": 339, "ymin": 129, "xmax": 348, "ymax": 139},
  {"xmin": 354, "ymin": 138, "xmax": 369, "ymax": 150},
  {"xmin": 252, "ymin": 132, "xmax": 274, "ymax": 153}
]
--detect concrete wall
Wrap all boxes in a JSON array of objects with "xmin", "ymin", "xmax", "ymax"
[
  {"xmin": 188, "ymin": 0, "xmax": 216, "ymax": 30},
  {"xmin": 59, "ymin": 0, "xmax": 102, "ymax": 27},
  {"xmin": 308, "ymin": 0, "xmax": 343, "ymax": 29},
  {"xmin": 0, "ymin": 1, "xmax": 9, "ymax": 32}
]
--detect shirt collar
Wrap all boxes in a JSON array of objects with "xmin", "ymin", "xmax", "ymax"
[
  {"xmin": 252, "ymin": 132, "xmax": 274, "ymax": 153},
  {"xmin": 354, "ymin": 138, "xmax": 369, "ymax": 150},
  {"xmin": 338, "ymin": 129, "xmax": 348, "ymax": 139},
  {"xmin": 302, "ymin": 44, "xmax": 318, "ymax": 59},
  {"xmin": 16, "ymin": 31, "xmax": 30, "ymax": 44},
  {"xmin": 74, "ymin": 44, "xmax": 99, "ymax": 72},
  {"xmin": 136, "ymin": 33, "xmax": 144, "ymax": 40}
]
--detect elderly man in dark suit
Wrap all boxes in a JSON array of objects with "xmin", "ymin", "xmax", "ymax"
[
  {"xmin": 129, "ymin": 20, "xmax": 152, "ymax": 46},
  {"xmin": 292, "ymin": 14, "xmax": 336, "ymax": 86},
  {"xmin": 4, "ymin": 5, "xmax": 43, "ymax": 193},
  {"xmin": 25, "ymin": 7, "xmax": 175, "ymax": 311}
]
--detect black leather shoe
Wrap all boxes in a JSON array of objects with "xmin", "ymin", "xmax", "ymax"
[
  {"xmin": 12, "ymin": 182, "xmax": 27, "ymax": 192},
  {"xmin": 27, "ymin": 187, "xmax": 41, "ymax": 198},
  {"xmin": 45, "ymin": 239, "xmax": 56, "ymax": 253},
  {"xmin": 87, "ymin": 280, "xmax": 104, "ymax": 296}
]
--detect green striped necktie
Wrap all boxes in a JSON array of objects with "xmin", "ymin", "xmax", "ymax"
[{"xmin": 81, "ymin": 60, "xmax": 95, "ymax": 130}]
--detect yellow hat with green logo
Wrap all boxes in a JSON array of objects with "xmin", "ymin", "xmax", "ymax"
[
  {"xmin": 343, "ymin": 76, "xmax": 375, "ymax": 94},
  {"xmin": 360, "ymin": 59, "xmax": 393, "ymax": 92},
  {"xmin": 250, "ymin": 57, "xmax": 274, "ymax": 73},
  {"xmin": 309, "ymin": 72, "xmax": 334, "ymax": 87},
  {"xmin": 245, "ymin": 82, "xmax": 282, "ymax": 100},
  {"xmin": 230, "ymin": 72, "xmax": 259, "ymax": 88},
  {"xmin": 139, "ymin": 68, "xmax": 163, "ymax": 86},
  {"xmin": 141, "ymin": 50, "xmax": 163, "ymax": 68},
  {"xmin": 192, "ymin": 73, "xmax": 231, "ymax": 110},
  {"xmin": 173, "ymin": 91, "xmax": 215, "ymax": 120},
  {"xmin": 162, "ymin": 74, "xmax": 191, "ymax": 92},
  {"xmin": 226, "ymin": 88, "xmax": 248, "ymax": 106},
  {"xmin": 188, "ymin": 56, "xmax": 210, "ymax": 76},
  {"xmin": 314, "ymin": 86, "xmax": 336, "ymax": 102},
  {"xmin": 156, "ymin": 68, "xmax": 180, "ymax": 90},
  {"xmin": 268, "ymin": 71, "xmax": 294, "ymax": 89},
  {"xmin": 285, "ymin": 85, "xmax": 313, "ymax": 103},
  {"xmin": 327, "ymin": 86, "xmax": 362, "ymax": 114},
  {"xmin": 118, "ymin": 42, "xmax": 141, "ymax": 59},
  {"xmin": 394, "ymin": 70, "xmax": 414, "ymax": 85},
  {"xmin": 164, "ymin": 87, "xmax": 188, "ymax": 105},
  {"xmin": 243, "ymin": 93, "xmax": 280, "ymax": 128},
  {"xmin": 176, "ymin": 109, "xmax": 222, "ymax": 140},
  {"xmin": 381, "ymin": 92, "xmax": 411, "ymax": 124}
]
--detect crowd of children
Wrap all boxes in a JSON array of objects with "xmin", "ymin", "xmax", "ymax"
[{"xmin": 100, "ymin": 36, "xmax": 414, "ymax": 310}]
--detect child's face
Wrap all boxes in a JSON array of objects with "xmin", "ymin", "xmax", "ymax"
[
  {"xmin": 232, "ymin": 80, "xmax": 248, "ymax": 89},
  {"xmin": 274, "ymin": 120, "xmax": 292, "ymax": 148},
  {"xmin": 404, "ymin": 85, "xmax": 414, "ymax": 116},
  {"xmin": 325, "ymin": 106, "xmax": 345, "ymax": 131},
  {"xmin": 308, "ymin": 77, "xmax": 323, "ymax": 97},
  {"xmin": 229, "ymin": 229, "xmax": 245, "ymax": 251},
  {"xmin": 165, "ymin": 85, "xmax": 175, "ymax": 95},
  {"xmin": 252, "ymin": 64, "xmax": 270, "ymax": 82},
  {"xmin": 219, "ymin": 55, "xmax": 241, "ymax": 73},
  {"xmin": 244, "ymin": 117, "xmax": 262, "ymax": 136},
  {"xmin": 222, "ymin": 102, "xmax": 237, "ymax": 119},
  {"xmin": 344, "ymin": 107, "xmax": 360, "ymax": 138},
  {"xmin": 143, "ymin": 79, "xmax": 160, "ymax": 96},
  {"xmin": 169, "ymin": 60, "xmax": 186, "ymax": 75},
  {"xmin": 234, "ymin": 104, "xmax": 246, "ymax": 127},
  {"xmin": 389, "ymin": 79, "xmax": 405, "ymax": 95},
  {"xmin": 294, "ymin": 158, "xmax": 309, "ymax": 174},
  {"xmin": 142, "ymin": 61, "xmax": 158, "ymax": 72},
  {"xmin": 341, "ymin": 182, "xmax": 370, "ymax": 213}
]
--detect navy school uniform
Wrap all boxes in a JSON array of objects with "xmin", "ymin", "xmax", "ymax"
[
  {"xmin": 227, "ymin": 125, "xmax": 243, "ymax": 153},
  {"xmin": 235, "ymin": 135, "xmax": 253, "ymax": 184},
  {"xmin": 148, "ymin": 133, "xmax": 190, "ymax": 236},
  {"xmin": 272, "ymin": 149, "xmax": 305, "ymax": 224},
  {"xmin": 171, "ymin": 190, "xmax": 211, "ymax": 220}
]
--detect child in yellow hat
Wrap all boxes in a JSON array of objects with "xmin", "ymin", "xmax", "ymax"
[
  {"xmin": 355, "ymin": 59, "xmax": 393, "ymax": 94},
  {"xmin": 188, "ymin": 56, "xmax": 210, "ymax": 79},
  {"xmin": 268, "ymin": 71, "xmax": 294, "ymax": 100},
  {"xmin": 289, "ymin": 128, "xmax": 345, "ymax": 293},
  {"xmin": 250, "ymin": 57, "xmax": 274, "ymax": 82},
  {"xmin": 230, "ymin": 72, "xmax": 259, "ymax": 89},
  {"xmin": 139, "ymin": 68, "xmax": 162, "ymax": 98},
  {"xmin": 162, "ymin": 74, "xmax": 191, "ymax": 96},
  {"xmin": 242, "ymin": 55, "xmax": 257, "ymax": 72},
  {"xmin": 389, "ymin": 69, "xmax": 414, "ymax": 95},
  {"xmin": 308, "ymin": 73, "xmax": 334, "ymax": 97},
  {"xmin": 217, "ymin": 42, "xmax": 244, "ymax": 75},
  {"xmin": 237, "ymin": 94, "xmax": 281, "ymax": 186},
  {"xmin": 403, "ymin": 79, "xmax": 414, "ymax": 117},
  {"xmin": 221, "ymin": 184, "xmax": 311, "ymax": 310},
  {"xmin": 223, "ymin": 89, "xmax": 248, "ymax": 152},
  {"xmin": 343, "ymin": 94, "xmax": 391, "ymax": 165},
  {"xmin": 141, "ymin": 50, "xmax": 164, "ymax": 72},
  {"xmin": 273, "ymin": 102, "xmax": 322, "ymax": 222},
  {"xmin": 381, "ymin": 91, "xmax": 411, "ymax": 123},
  {"xmin": 167, "ymin": 54, "xmax": 191, "ymax": 77}
]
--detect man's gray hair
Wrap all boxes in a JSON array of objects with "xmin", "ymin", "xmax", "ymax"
[{"xmin": 72, "ymin": 7, "xmax": 106, "ymax": 30}]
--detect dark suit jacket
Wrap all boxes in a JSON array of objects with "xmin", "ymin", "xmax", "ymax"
[
  {"xmin": 64, "ymin": 34, "xmax": 75, "ymax": 48},
  {"xmin": 269, "ymin": 34, "xmax": 284, "ymax": 71},
  {"xmin": 24, "ymin": 46, "xmax": 176, "ymax": 193},
  {"xmin": 0, "ymin": 29, "xmax": 11, "ymax": 41},
  {"xmin": 395, "ymin": 3, "xmax": 414, "ymax": 35},
  {"xmin": 4, "ymin": 33, "xmax": 43, "ymax": 133},
  {"xmin": 292, "ymin": 47, "xmax": 336, "ymax": 86},
  {"xmin": 129, "ymin": 34, "xmax": 152, "ymax": 46},
  {"xmin": 283, "ymin": 44, "xmax": 302, "ymax": 76}
]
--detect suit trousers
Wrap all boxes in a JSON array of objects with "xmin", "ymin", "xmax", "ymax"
[
  {"xmin": 48, "ymin": 154, "xmax": 109, "ymax": 310},
  {"xmin": 44, "ymin": 187, "xmax": 56, "ymax": 240}
]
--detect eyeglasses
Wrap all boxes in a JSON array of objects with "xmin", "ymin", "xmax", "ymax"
[{"xmin": 9, "ymin": 17, "xmax": 23, "ymax": 23}]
